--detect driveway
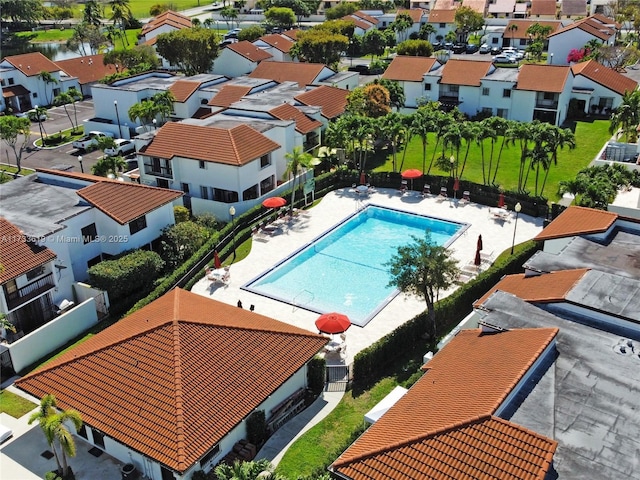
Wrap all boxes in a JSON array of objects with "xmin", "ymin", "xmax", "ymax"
[{"xmin": 1, "ymin": 99, "xmax": 102, "ymax": 174}]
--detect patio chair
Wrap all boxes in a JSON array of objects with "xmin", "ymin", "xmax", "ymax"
[
  {"xmin": 421, "ymin": 184, "xmax": 431, "ymax": 198},
  {"xmin": 460, "ymin": 190, "xmax": 470, "ymax": 205},
  {"xmin": 436, "ymin": 186, "xmax": 448, "ymax": 202}
]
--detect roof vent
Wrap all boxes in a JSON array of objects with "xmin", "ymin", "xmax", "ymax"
[{"xmin": 613, "ymin": 338, "xmax": 636, "ymax": 356}]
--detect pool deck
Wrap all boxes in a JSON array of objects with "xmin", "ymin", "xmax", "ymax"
[{"xmin": 191, "ymin": 187, "xmax": 545, "ymax": 365}]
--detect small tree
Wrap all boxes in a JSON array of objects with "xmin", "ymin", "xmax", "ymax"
[
  {"xmin": 385, "ymin": 232, "xmax": 459, "ymax": 339},
  {"xmin": 37, "ymin": 70, "xmax": 59, "ymax": 106},
  {"xmin": 0, "ymin": 116, "xmax": 31, "ymax": 173},
  {"xmin": 29, "ymin": 394, "xmax": 83, "ymax": 479},
  {"xmin": 283, "ymin": 146, "xmax": 314, "ymax": 215},
  {"xmin": 160, "ymin": 221, "xmax": 211, "ymax": 269}
]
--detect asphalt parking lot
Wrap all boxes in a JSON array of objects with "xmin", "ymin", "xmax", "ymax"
[{"xmin": 1, "ymin": 99, "xmax": 104, "ymax": 174}]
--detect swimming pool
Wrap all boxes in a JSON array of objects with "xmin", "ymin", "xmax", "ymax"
[{"xmin": 242, "ymin": 205, "xmax": 468, "ymax": 327}]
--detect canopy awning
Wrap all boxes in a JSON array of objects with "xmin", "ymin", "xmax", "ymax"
[
  {"xmin": 3, "ymin": 85, "xmax": 30, "ymax": 98},
  {"xmin": 364, "ymin": 386, "xmax": 408, "ymax": 424}
]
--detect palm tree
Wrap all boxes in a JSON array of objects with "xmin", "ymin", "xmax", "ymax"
[
  {"xmin": 411, "ymin": 108, "xmax": 433, "ymax": 175},
  {"xmin": 92, "ymin": 155, "xmax": 127, "ymax": 177},
  {"xmin": 151, "ymin": 91, "xmax": 176, "ymax": 124},
  {"xmin": 484, "ymin": 116, "xmax": 509, "ymax": 185},
  {"xmin": 283, "ymin": 146, "xmax": 314, "ymax": 215},
  {"xmin": 378, "ymin": 113, "xmax": 406, "ymax": 173},
  {"xmin": 539, "ymin": 125, "xmax": 575, "ymax": 196},
  {"xmin": 109, "ymin": 0, "xmax": 133, "ymax": 46},
  {"xmin": 37, "ymin": 71, "xmax": 58, "ymax": 106},
  {"xmin": 506, "ymin": 120, "xmax": 536, "ymax": 192},
  {"xmin": 508, "ymin": 23, "xmax": 518, "ymax": 48},
  {"xmin": 609, "ymin": 90, "xmax": 640, "ymax": 142},
  {"xmin": 28, "ymin": 394, "xmax": 83, "ymax": 478},
  {"xmin": 28, "ymin": 106, "xmax": 48, "ymax": 144},
  {"xmin": 427, "ymin": 109, "xmax": 450, "ymax": 174},
  {"xmin": 458, "ymin": 121, "xmax": 479, "ymax": 179},
  {"xmin": 67, "ymin": 87, "xmax": 83, "ymax": 132},
  {"xmin": 128, "ymin": 100, "xmax": 156, "ymax": 131},
  {"xmin": 419, "ymin": 23, "xmax": 436, "ymax": 42},
  {"xmin": 0, "ymin": 313, "xmax": 16, "ymax": 334},
  {"xmin": 83, "ymin": 0, "xmax": 103, "ymax": 27},
  {"xmin": 53, "ymin": 91, "xmax": 76, "ymax": 129}
]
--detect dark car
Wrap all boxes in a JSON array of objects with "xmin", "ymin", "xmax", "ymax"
[
  {"xmin": 348, "ymin": 65, "xmax": 370, "ymax": 75},
  {"xmin": 465, "ymin": 43, "xmax": 479, "ymax": 54},
  {"xmin": 490, "ymin": 46, "xmax": 502, "ymax": 55},
  {"xmin": 452, "ymin": 43, "xmax": 467, "ymax": 54},
  {"xmin": 444, "ymin": 42, "xmax": 453, "ymax": 51},
  {"xmin": 432, "ymin": 41, "xmax": 444, "ymax": 51}
]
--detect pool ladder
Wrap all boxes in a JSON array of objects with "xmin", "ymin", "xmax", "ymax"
[{"xmin": 292, "ymin": 289, "xmax": 314, "ymax": 311}]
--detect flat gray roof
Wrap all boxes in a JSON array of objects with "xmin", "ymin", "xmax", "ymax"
[
  {"xmin": 478, "ymin": 291, "xmax": 640, "ymax": 479},
  {"xmin": 525, "ymin": 231, "xmax": 640, "ymax": 279},
  {"xmin": 0, "ymin": 175, "xmax": 91, "ymax": 238}
]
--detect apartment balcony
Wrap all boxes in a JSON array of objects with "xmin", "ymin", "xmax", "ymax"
[
  {"xmin": 5, "ymin": 273, "xmax": 55, "ymax": 310},
  {"xmin": 143, "ymin": 166, "xmax": 173, "ymax": 178},
  {"xmin": 535, "ymin": 99, "xmax": 558, "ymax": 110}
]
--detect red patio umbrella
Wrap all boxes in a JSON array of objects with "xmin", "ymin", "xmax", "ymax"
[
  {"xmin": 213, "ymin": 250, "xmax": 222, "ymax": 269},
  {"xmin": 401, "ymin": 169, "xmax": 422, "ymax": 190},
  {"xmin": 474, "ymin": 248, "xmax": 482, "ymax": 266},
  {"xmin": 262, "ymin": 196, "xmax": 287, "ymax": 209},
  {"xmin": 360, "ymin": 171, "xmax": 366, "ymax": 185},
  {"xmin": 498, "ymin": 192, "xmax": 505, "ymax": 208},
  {"xmin": 477, "ymin": 234, "xmax": 483, "ymax": 252},
  {"xmin": 453, "ymin": 177, "xmax": 460, "ymax": 200},
  {"xmin": 315, "ymin": 312, "xmax": 351, "ymax": 334}
]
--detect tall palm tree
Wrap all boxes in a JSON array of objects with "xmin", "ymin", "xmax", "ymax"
[
  {"xmin": 506, "ymin": 120, "xmax": 535, "ymax": 192},
  {"xmin": 67, "ymin": 87, "xmax": 83, "ymax": 132},
  {"xmin": 152, "ymin": 91, "xmax": 176, "ymax": 124},
  {"xmin": 283, "ymin": 146, "xmax": 313, "ymax": 215},
  {"xmin": 378, "ymin": 113, "xmax": 406, "ymax": 173},
  {"xmin": 539, "ymin": 125, "xmax": 575, "ymax": 196},
  {"xmin": 427, "ymin": 109, "xmax": 450, "ymax": 174},
  {"xmin": 37, "ymin": 71, "xmax": 58, "ymax": 106},
  {"xmin": 53, "ymin": 91, "xmax": 75, "ymax": 129},
  {"xmin": 109, "ymin": 0, "xmax": 133, "ymax": 46},
  {"xmin": 83, "ymin": 0, "xmax": 103, "ymax": 27},
  {"xmin": 508, "ymin": 24, "xmax": 518, "ymax": 48},
  {"xmin": 609, "ymin": 90, "xmax": 640, "ymax": 142},
  {"xmin": 28, "ymin": 106, "xmax": 48, "ymax": 143},
  {"xmin": 486, "ymin": 116, "xmax": 509, "ymax": 185},
  {"xmin": 458, "ymin": 121, "xmax": 479, "ymax": 179},
  {"xmin": 28, "ymin": 394, "xmax": 83, "ymax": 478},
  {"xmin": 411, "ymin": 108, "xmax": 433, "ymax": 175},
  {"xmin": 128, "ymin": 100, "xmax": 156, "ymax": 131}
]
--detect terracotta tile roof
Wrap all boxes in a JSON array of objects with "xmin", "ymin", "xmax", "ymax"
[
  {"xmin": 295, "ymin": 85, "xmax": 349, "ymax": 119},
  {"xmin": 345, "ymin": 16, "xmax": 374, "ymax": 30},
  {"xmin": 534, "ymin": 205, "xmax": 618, "ymax": 241},
  {"xmin": 0, "ymin": 218, "xmax": 57, "ymax": 284},
  {"xmin": 561, "ymin": 0, "xmax": 587, "ymax": 16},
  {"xmin": 207, "ymin": 84, "xmax": 252, "ymax": 107},
  {"xmin": 530, "ymin": 0, "xmax": 557, "ymax": 16},
  {"xmin": 281, "ymin": 28, "xmax": 300, "ymax": 40},
  {"xmin": 474, "ymin": 269, "xmax": 590, "ymax": 307},
  {"xmin": 2, "ymin": 85, "xmax": 30, "ymax": 98},
  {"xmin": 333, "ymin": 415, "xmax": 557, "ymax": 480},
  {"xmin": 549, "ymin": 16, "xmax": 616, "ymax": 41},
  {"xmin": 516, "ymin": 64, "xmax": 570, "ymax": 92},
  {"xmin": 590, "ymin": 13, "xmax": 620, "ymax": 28},
  {"xmin": 461, "ymin": 0, "xmax": 487, "ymax": 14},
  {"xmin": 3, "ymin": 52, "xmax": 60, "ymax": 76},
  {"xmin": 16, "ymin": 288, "xmax": 328, "ymax": 474},
  {"xmin": 77, "ymin": 181, "xmax": 183, "ymax": 225},
  {"xmin": 257, "ymin": 34, "xmax": 295, "ymax": 53},
  {"xmin": 270, "ymin": 103, "xmax": 322, "ymax": 133},
  {"xmin": 332, "ymin": 327, "xmax": 559, "ymax": 479},
  {"xmin": 428, "ymin": 9, "xmax": 457, "ymax": 23},
  {"xmin": 352, "ymin": 10, "xmax": 379, "ymax": 24},
  {"xmin": 571, "ymin": 60, "xmax": 638, "ymax": 95},
  {"xmin": 433, "ymin": 0, "xmax": 455, "ymax": 8},
  {"xmin": 55, "ymin": 54, "xmax": 117, "ymax": 85},
  {"xmin": 143, "ymin": 122, "xmax": 280, "ymax": 165},
  {"xmin": 227, "ymin": 41, "xmax": 273, "ymax": 62},
  {"xmin": 141, "ymin": 10, "xmax": 192, "ymax": 36},
  {"xmin": 249, "ymin": 61, "xmax": 329, "ymax": 87},
  {"xmin": 382, "ymin": 56, "xmax": 437, "ymax": 82},
  {"xmin": 440, "ymin": 59, "xmax": 493, "ymax": 86},
  {"xmin": 396, "ymin": 8, "xmax": 425, "ymax": 23},
  {"xmin": 168, "ymin": 80, "xmax": 201, "ymax": 102},
  {"xmin": 505, "ymin": 20, "xmax": 562, "ymax": 39}
]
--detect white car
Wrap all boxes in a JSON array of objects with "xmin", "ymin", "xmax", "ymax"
[
  {"xmin": 72, "ymin": 131, "xmax": 115, "ymax": 151},
  {"xmin": 104, "ymin": 139, "xmax": 135, "ymax": 157}
]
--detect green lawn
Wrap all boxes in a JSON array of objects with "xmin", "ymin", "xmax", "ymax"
[
  {"xmin": 0, "ymin": 390, "xmax": 37, "ymax": 418},
  {"xmin": 276, "ymin": 378, "xmax": 398, "ymax": 478},
  {"xmin": 17, "ymin": 28, "xmax": 141, "ymax": 49},
  {"xmin": 372, "ymin": 119, "xmax": 611, "ymax": 202}
]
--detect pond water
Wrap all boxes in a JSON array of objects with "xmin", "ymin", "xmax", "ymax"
[{"xmin": 2, "ymin": 41, "xmax": 96, "ymax": 61}]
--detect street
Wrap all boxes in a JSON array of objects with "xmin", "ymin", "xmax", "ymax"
[{"xmin": 1, "ymin": 99, "xmax": 103, "ymax": 174}]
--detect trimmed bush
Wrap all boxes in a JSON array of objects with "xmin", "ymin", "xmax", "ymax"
[
  {"xmin": 307, "ymin": 356, "xmax": 326, "ymax": 397},
  {"xmin": 246, "ymin": 410, "xmax": 267, "ymax": 447},
  {"xmin": 173, "ymin": 205, "xmax": 190, "ymax": 223},
  {"xmin": 88, "ymin": 250, "xmax": 164, "ymax": 301}
]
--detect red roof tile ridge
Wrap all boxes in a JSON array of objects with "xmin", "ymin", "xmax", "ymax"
[
  {"xmin": 36, "ymin": 167, "xmax": 106, "ymax": 182},
  {"xmin": 172, "ymin": 292, "xmax": 188, "ymax": 471}
]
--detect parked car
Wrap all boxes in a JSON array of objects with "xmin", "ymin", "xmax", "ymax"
[
  {"xmin": 219, "ymin": 38, "xmax": 238, "ymax": 46},
  {"xmin": 490, "ymin": 46, "xmax": 502, "ymax": 55},
  {"xmin": 104, "ymin": 139, "xmax": 135, "ymax": 157},
  {"xmin": 452, "ymin": 43, "xmax": 467, "ymax": 54},
  {"xmin": 348, "ymin": 64, "xmax": 371, "ymax": 74},
  {"xmin": 72, "ymin": 131, "xmax": 114, "ymax": 151},
  {"xmin": 479, "ymin": 44, "xmax": 491, "ymax": 54},
  {"xmin": 493, "ymin": 54, "xmax": 516, "ymax": 64},
  {"xmin": 465, "ymin": 43, "xmax": 479, "ymax": 54},
  {"xmin": 503, "ymin": 48, "xmax": 524, "ymax": 60},
  {"xmin": 432, "ymin": 41, "xmax": 444, "ymax": 51}
]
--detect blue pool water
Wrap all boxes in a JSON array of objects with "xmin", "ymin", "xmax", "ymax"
[{"xmin": 242, "ymin": 205, "xmax": 468, "ymax": 327}]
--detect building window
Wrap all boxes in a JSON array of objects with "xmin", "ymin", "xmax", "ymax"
[
  {"xmin": 199, "ymin": 160, "xmax": 206, "ymax": 169},
  {"xmin": 200, "ymin": 444, "xmax": 220, "ymax": 468},
  {"xmin": 481, "ymin": 107, "xmax": 492, "ymax": 115},
  {"xmin": 33, "ymin": 92, "xmax": 38, "ymax": 98},
  {"xmin": 0, "ymin": 79, "xmax": 4, "ymax": 86},
  {"xmin": 92, "ymin": 429, "xmax": 105, "ymax": 449},
  {"xmin": 181, "ymin": 183, "xmax": 190, "ymax": 194},
  {"xmin": 8, "ymin": 78, "xmax": 14, "ymax": 85},
  {"xmin": 156, "ymin": 178, "xmax": 169, "ymax": 188},
  {"xmin": 200, "ymin": 185, "xmax": 209, "ymax": 199},
  {"xmin": 503, "ymin": 89, "xmax": 511, "ymax": 98},
  {"xmin": 128, "ymin": 216, "xmax": 147, "ymax": 235},
  {"xmin": 439, "ymin": 23, "xmax": 446, "ymax": 27},
  {"xmin": 424, "ymin": 83, "xmax": 431, "ymax": 91},
  {"xmin": 260, "ymin": 154, "xmax": 271, "ymax": 168},
  {"xmin": 543, "ymin": 92, "xmax": 554, "ymax": 100},
  {"xmin": 78, "ymin": 425, "xmax": 88, "ymax": 439},
  {"xmin": 81, "ymin": 223, "xmax": 98, "ymax": 244},
  {"xmin": 492, "ymin": 38, "xmax": 498, "ymax": 44},
  {"xmin": 26, "ymin": 265, "xmax": 45, "ymax": 281},
  {"xmin": 497, "ymin": 108, "xmax": 508, "ymax": 118},
  {"xmin": 482, "ymin": 87, "xmax": 490, "ymax": 96}
]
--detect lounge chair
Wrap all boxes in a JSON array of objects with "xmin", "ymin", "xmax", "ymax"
[
  {"xmin": 436, "ymin": 186, "xmax": 448, "ymax": 202},
  {"xmin": 422, "ymin": 185, "xmax": 431, "ymax": 197},
  {"xmin": 460, "ymin": 190, "xmax": 470, "ymax": 204}
]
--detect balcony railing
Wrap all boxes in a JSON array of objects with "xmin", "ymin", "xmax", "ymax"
[
  {"xmin": 5, "ymin": 273, "xmax": 55, "ymax": 310},
  {"xmin": 535, "ymin": 99, "xmax": 558, "ymax": 109}
]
